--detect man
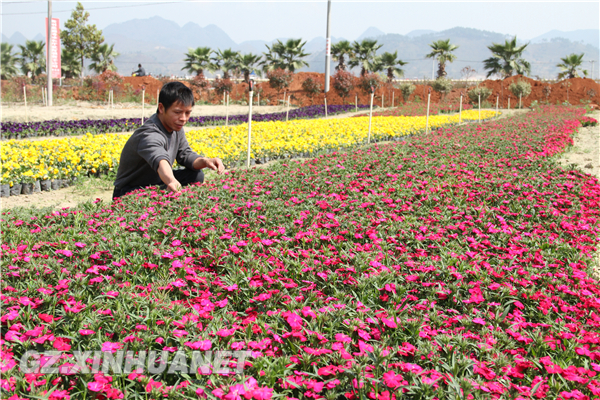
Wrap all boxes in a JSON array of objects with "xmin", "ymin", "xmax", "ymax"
[
  {"xmin": 133, "ymin": 64, "xmax": 146, "ymax": 77},
  {"xmin": 113, "ymin": 81, "xmax": 224, "ymax": 199}
]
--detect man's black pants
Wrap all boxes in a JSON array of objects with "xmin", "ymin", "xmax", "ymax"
[{"xmin": 112, "ymin": 168, "xmax": 204, "ymax": 200}]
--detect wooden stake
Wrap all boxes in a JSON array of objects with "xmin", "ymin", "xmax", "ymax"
[
  {"xmin": 247, "ymin": 88, "xmax": 254, "ymax": 168},
  {"xmin": 495, "ymin": 95, "xmax": 499, "ymax": 119},
  {"xmin": 23, "ymin": 85, "xmax": 28, "ymax": 123},
  {"xmin": 425, "ymin": 89, "xmax": 431, "ymax": 134},
  {"xmin": 324, "ymin": 97, "xmax": 328, "ymax": 118},
  {"xmin": 286, "ymin": 95, "xmax": 291, "ymax": 122},
  {"xmin": 368, "ymin": 91, "xmax": 374, "ymax": 143},
  {"xmin": 225, "ymin": 92, "xmax": 230, "ymax": 126},
  {"xmin": 459, "ymin": 93, "xmax": 463, "ymax": 124},
  {"xmin": 519, "ymin": 93, "xmax": 522, "ymax": 109},
  {"xmin": 355, "ymin": 95, "xmax": 358, "ymax": 112},
  {"xmin": 508, "ymin": 97, "xmax": 511, "ymax": 110},
  {"xmin": 392, "ymin": 91, "xmax": 395, "ymax": 108}
]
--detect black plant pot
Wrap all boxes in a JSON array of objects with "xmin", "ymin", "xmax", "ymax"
[
  {"xmin": 0, "ymin": 184, "xmax": 9, "ymax": 198},
  {"xmin": 21, "ymin": 182, "xmax": 34, "ymax": 195},
  {"xmin": 51, "ymin": 179, "xmax": 61, "ymax": 190},
  {"xmin": 41, "ymin": 180, "xmax": 51, "ymax": 191},
  {"xmin": 10, "ymin": 183, "xmax": 22, "ymax": 196}
]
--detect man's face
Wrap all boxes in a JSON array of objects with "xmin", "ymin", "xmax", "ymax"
[{"xmin": 158, "ymin": 101, "xmax": 193, "ymax": 132}]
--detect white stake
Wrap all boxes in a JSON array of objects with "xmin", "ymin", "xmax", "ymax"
[
  {"xmin": 425, "ymin": 88, "xmax": 431, "ymax": 134},
  {"xmin": 324, "ymin": 97, "xmax": 328, "ymax": 118},
  {"xmin": 225, "ymin": 92, "xmax": 230, "ymax": 126},
  {"xmin": 355, "ymin": 95, "xmax": 358, "ymax": 112},
  {"xmin": 23, "ymin": 85, "xmax": 28, "ymax": 123},
  {"xmin": 142, "ymin": 87, "xmax": 145, "ymax": 124},
  {"xmin": 495, "ymin": 95, "xmax": 499, "ymax": 119},
  {"xmin": 519, "ymin": 93, "xmax": 522, "ymax": 109},
  {"xmin": 459, "ymin": 93, "xmax": 463, "ymax": 124},
  {"xmin": 382, "ymin": 93, "xmax": 385, "ymax": 108},
  {"xmin": 246, "ymin": 81, "xmax": 254, "ymax": 168},
  {"xmin": 286, "ymin": 95, "xmax": 291, "ymax": 122},
  {"xmin": 478, "ymin": 94, "xmax": 481, "ymax": 123},
  {"xmin": 392, "ymin": 91, "xmax": 395, "ymax": 108},
  {"xmin": 257, "ymin": 92, "xmax": 260, "ymax": 107},
  {"xmin": 508, "ymin": 97, "xmax": 511, "ymax": 110},
  {"xmin": 368, "ymin": 91, "xmax": 374, "ymax": 143}
]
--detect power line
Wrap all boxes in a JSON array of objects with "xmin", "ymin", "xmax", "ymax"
[{"xmin": 0, "ymin": 1, "xmax": 189, "ymax": 15}]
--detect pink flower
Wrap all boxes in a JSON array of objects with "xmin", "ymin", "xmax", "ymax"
[
  {"xmin": 101, "ymin": 342, "xmax": 123, "ymax": 353},
  {"xmin": 382, "ymin": 370, "xmax": 403, "ymax": 388},
  {"xmin": 185, "ymin": 340, "xmax": 211, "ymax": 350}
]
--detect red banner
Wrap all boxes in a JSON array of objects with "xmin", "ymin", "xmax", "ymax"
[{"xmin": 45, "ymin": 18, "xmax": 61, "ymax": 78}]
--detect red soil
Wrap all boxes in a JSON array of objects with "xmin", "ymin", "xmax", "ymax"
[{"xmin": 9, "ymin": 73, "xmax": 598, "ymax": 108}]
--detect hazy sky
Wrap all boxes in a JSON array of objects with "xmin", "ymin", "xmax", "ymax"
[{"xmin": 1, "ymin": 0, "xmax": 598, "ymax": 43}]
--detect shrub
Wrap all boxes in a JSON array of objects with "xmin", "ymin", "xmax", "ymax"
[
  {"xmin": 431, "ymin": 78, "xmax": 453, "ymax": 100},
  {"xmin": 267, "ymin": 68, "xmax": 293, "ymax": 95},
  {"xmin": 212, "ymin": 78, "xmax": 233, "ymax": 97},
  {"xmin": 332, "ymin": 70, "xmax": 354, "ymax": 104},
  {"xmin": 301, "ymin": 77, "xmax": 322, "ymax": 104},
  {"xmin": 99, "ymin": 70, "xmax": 123, "ymax": 90},
  {"xmin": 397, "ymin": 82, "xmax": 416, "ymax": 102},
  {"xmin": 509, "ymin": 80, "xmax": 532, "ymax": 98},
  {"xmin": 358, "ymin": 72, "xmax": 382, "ymax": 96},
  {"xmin": 468, "ymin": 86, "xmax": 492, "ymax": 104}
]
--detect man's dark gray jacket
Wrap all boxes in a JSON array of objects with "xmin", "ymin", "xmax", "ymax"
[{"xmin": 114, "ymin": 113, "xmax": 200, "ymax": 189}]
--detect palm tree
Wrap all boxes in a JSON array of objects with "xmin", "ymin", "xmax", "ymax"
[
  {"xmin": 213, "ymin": 48, "xmax": 240, "ymax": 79},
  {"xmin": 182, "ymin": 47, "xmax": 215, "ymax": 77},
  {"xmin": 18, "ymin": 40, "xmax": 46, "ymax": 77},
  {"xmin": 425, "ymin": 39, "xmax": 458, "ymax": 79},
  {"xmin": 331, "ymin": 40, "xmax": 353, "ymax": 71},
  {"xmin": 557, "ymin": 53, "xmax": 588, "ymax": 79},
  {"xmin": 375, "ymin": 51, "xmax": 407, "ymax": 82},
  {"xmin": 61, "ymin": 48, "xmax": 82, "ymax": 79},
  {"xmin": 89, "ymin": 43, "xmax": 119, "ymax": 74},
  {"xmin": 1, "ymin": 43, "xmax": 19, "ymax": 79},
  {"xmin": 235, "ymin": 53, "xmax": 262, "ymax": 83},
  {"xmin": 349, "ymin": 39, "xmax": 383, "ymax": 76},
  {"xmin": 483, "ymin": 36, "xmax": 531, "ymax": 78},
  {"xmin": 261, "ymin": 39, "xmax": 310, "ymax": 72}
]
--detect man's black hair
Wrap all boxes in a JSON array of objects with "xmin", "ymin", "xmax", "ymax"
[
  {"xmin": 157, "ymin": 81, "xmax": 195, "ymax": 113},
  {"xmin": 138, "ymin": 64, "xmax": 141, "ymax": 67}
]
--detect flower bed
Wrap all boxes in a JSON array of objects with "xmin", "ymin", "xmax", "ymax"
[
  {"xmin": 1, "ymin": 106, "xmax": 599, "ymax": 399},
  {"xmin": 0, "ymin": 105, "xmax": 371, "ymax": 140},
  {"xmin": 361, "ymin": 102, "xmax": 475, "ymax": 117},
  {"xmin": 0, "ymin": 110, "xmax": 497, "ymax": 195}
]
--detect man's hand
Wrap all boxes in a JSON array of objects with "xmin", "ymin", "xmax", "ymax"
[
  {"xmin": 193, "ymin": 157, "xmax": 225, "ymax": 174},
  {"xmin": 157, "ymin": 159, "xmax": 182, "ymax": 193}
]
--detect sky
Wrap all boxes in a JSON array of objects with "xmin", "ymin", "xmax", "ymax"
[{"xmin": 1, "ymin": 0, "xmax": 598, "ymax": 43}]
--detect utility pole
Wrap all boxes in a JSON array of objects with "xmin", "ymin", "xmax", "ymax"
[
  {"xmin": 47, "ymin": 0, "xmax": 53, "ymax": 106},
  {"xmin": 324, "ymin": 0, "xmax": 332, "ymax": 93}
]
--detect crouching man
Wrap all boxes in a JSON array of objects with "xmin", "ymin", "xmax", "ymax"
[{"xmin": 113, "ymin": 81, "xmax": 224, "ymax": 199}]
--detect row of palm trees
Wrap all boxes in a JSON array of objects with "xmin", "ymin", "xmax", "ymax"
[
  {"xmin": 181, "ymin": 36, "xmax": 591, "ymax": 83},
  {"xmin": 1, "ymin": 36, "xmax": 591, "ymax": 82},
  {"xmin": 1, "ymin": 40, "xmax": 119, "ymax": 80}
]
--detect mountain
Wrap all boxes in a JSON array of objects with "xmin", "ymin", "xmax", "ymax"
[
  {"xmin": 529, "ymin": 29, "xmax": 599, "ymax": 49},
  {"xmin": 3, "ymin": 32, "xmax": 29, "ymax": 47},
  {"xmin": 405, "ymin": 30, "xmax": 436, "ymax": 38},
  {"xmin": 356, "ymin": 27, "xmax": 386, "ymax": 41},
  {"xmin": 4, "ymin": 21, "xmax": 599, "ymax": 79}
]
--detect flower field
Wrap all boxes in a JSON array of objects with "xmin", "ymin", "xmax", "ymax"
[
  {"xmin": 360, "ymin": 103, "xmax": 474, "ymax": 118},
  {"xmin": 1, "ymin": 106, "xmax": 600, "ymax": 399},
  {"xmin": 0, "ymin": 110, "xmax": 497, "ymax": 188},
  {"xmin": 0, "ymin": 105, "xmax": 371, "ymax": 140}
]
